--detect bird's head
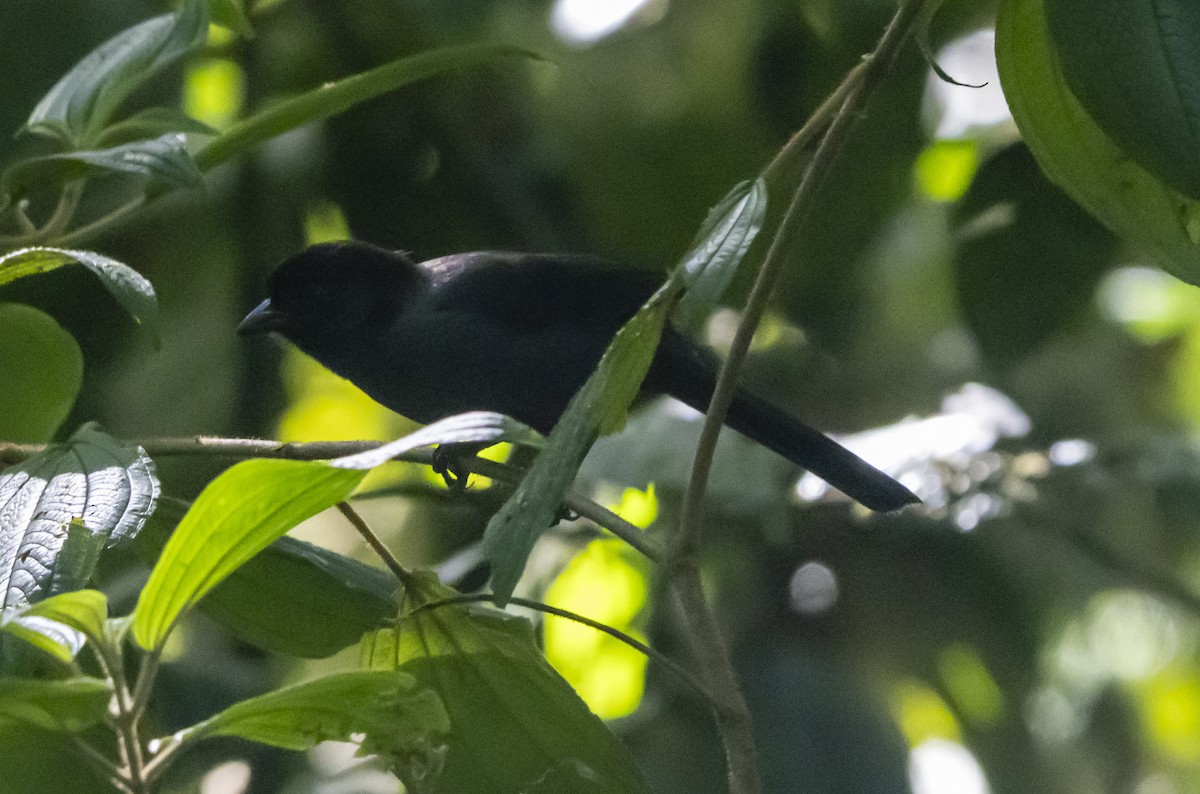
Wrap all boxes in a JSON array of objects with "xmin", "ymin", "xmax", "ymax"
[{"xmin": 238, "ymin": 240, "xmax": 425, "ymax": 352}]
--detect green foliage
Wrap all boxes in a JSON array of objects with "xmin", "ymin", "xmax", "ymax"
[
  {"xmin": 178, "ymin": 670, "xmax": 448, "ymax": 757},
  {"xmin": 131, "ymin": 459, "xmax": 364, "ymax": 650},
  {"xmin": 22, "ymin": 0, "xmax": 209, "ymax": 148},
  {"xmin": 0, "ymin": 304, "xmax": 82, "ymax": 443},
  {"xmin": 0, "ymin": 677, "xmax": 112, "ymax": 733},
  {"xmin": 361, "ymin": 573, "xmax": 648, "ymax": 793},
  {"xmin": 137, "ymin": 502, "xmax": 397, "ymax": 659},
  {"xmin": 1044, "ymin": 0, "xmax": 1200, "ymax": 200},
  {"xmin": 0, "ymin": 247, "xmax": 159, "ymax": 345},
  {"xmin": 996, "ymin": 0, "xmax": 1200, "ymax": 283},
  {"xmin": 5, "ymin": 0, "xmax": 1200, "ymax": 791},
  {"xmin": 3, "ymin": 134, "xmax": 203, "ymax": 196}
]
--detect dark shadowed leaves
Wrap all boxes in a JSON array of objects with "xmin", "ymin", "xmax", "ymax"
[
  {"xmin": 3, "ymin": 134, "xmax": 202, "ymax": 197},
  {"xmin": 0, "ymin": 247, "xmax": 159, "ymax": 346},
  {"xmin": 23, "ymin": 0, "xmax": 208, "ymax": 147},
  {"xmin": 953, "ymin": 143, "xmax": 1118, "ymax": 366}
]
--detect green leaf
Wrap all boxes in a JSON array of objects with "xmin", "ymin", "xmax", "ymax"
[
  {"xmin": 331, "ymin": 411, "xmax": 543, "ymax": 471},
  {"xmin": 0, "ymin": 247, "xmax": 160, "ymax": 346},
  {"xmin": 131, "ymin": 459, "xmax": 365, "ymax": 651},
  {"xmin": 176, "ymin": 671, "xmax": 447, "ymax": 764},
  {"xmin": 1044, "ymin": 0, "xmax": 1200, "ymax": 200},
  {"xmin": 3, "ymin": 134, "xmax": 203, "ymax": 197},
  {"xmin": 0, "ymin": 425, "xmax": 159, "ymax": 610},
  {"xmin": 0, "ymin": 304, "xmax": 82, "ymax": 443},
  {"xmin": 0, "ymin": 612, "xmax": 85, "ymax": 663},
  {"xmin": 482, "ymin": 289, "xmax": 675, "ymax": 606},
  {"xmin": 209, "ymin": 0, "xmax": 254, "ymax": 39},
  {"xmin": 95, "ymin": 106, "xmax": 218, "ymax": 147},
  {"xmin": 673, "ymin": 178, "xmax": 767, "ymax": 330},
  {"xmin": 0, "ymin": 677, "xmax": 111, "ymax": 733},
  {"xmin": 361, "ymin": 574, "xmax": 647, "ymax": 794},
  {"xmin": 137, "ymin": 499, "xmax": 396, "ymax": 658},
  {"xmin": 481, "ymin": 178, "xmax": 764, "ymax": 606},
  {"xmin": 194, "ymin": 44, "xmax": 542, "ymax": 171},
  {"xmin": 24, "ymin": 0, "xmax": 209, "ymax": 146},
  {"xmin": 995, "ymin": 0, "xmax": 1200, "ymax": 283},
  {"xmin": 20, "ymin": 590, "xmax": 107, "ymax": 644}
]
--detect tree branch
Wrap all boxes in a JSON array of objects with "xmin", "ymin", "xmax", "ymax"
[
  {"xmin": 670, "ymin": 2, "xmax": 929, "ymax": 792},
  {"xmin": 0, "ymin": 435, "xmax": 662, "ymax": 564}
]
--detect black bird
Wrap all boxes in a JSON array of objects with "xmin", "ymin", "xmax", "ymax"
[{"xmin": 239, "ymin": 241, "xmax": 917, "ymax": 511}]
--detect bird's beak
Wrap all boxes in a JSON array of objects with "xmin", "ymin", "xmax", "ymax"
[{"xmin": 238, "ymin": 298, "xmax": 287, "ymax": 335}]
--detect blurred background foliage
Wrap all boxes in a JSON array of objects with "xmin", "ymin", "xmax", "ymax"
[{"xmin": 5, "ymin": 0, "xmax": 1200, "ymax": 792}]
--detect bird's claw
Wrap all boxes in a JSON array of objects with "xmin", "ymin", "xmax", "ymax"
[
  {"xmin": 432, "ymin": 445, "xmax": 471, "ymax": 495},
  {"xmin": 553, "ymin": 505, "xmax": 580, "ymax": 525}
]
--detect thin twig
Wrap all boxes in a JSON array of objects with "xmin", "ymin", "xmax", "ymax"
[
  {"xmin": 760, "ymin": 60, "xmax": 869, "ymax": 187},
  {"xmin": 53, "ymin": 196, "xmax": 146, "ymax": 248},
  {"xmin": 336, "ymin": 501, "xmax": 415, "ymax": 587},
  {"xmin": 670, "ymin": 3, "xmax": 929, "ymax": 792},
  {"xmin": 411, "ymin": 593, "xmax": 713, "ymax": 701},
  {"xmin": 34, "ymin": 181, "xmax": 86, "ymax": 243}
]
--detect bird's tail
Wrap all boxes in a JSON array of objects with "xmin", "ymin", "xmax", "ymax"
[{"xmin": 649, "ymin": 333, "xmax": 918, "ymax": 512}]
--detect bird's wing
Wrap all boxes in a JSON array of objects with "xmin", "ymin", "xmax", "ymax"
[{"xmin": 420, "ymin": 252, "xmax": 664, "ymax": 332}]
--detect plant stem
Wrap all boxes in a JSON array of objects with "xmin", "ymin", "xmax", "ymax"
[
  {"xmin": 670, "ymin": 2, "xmax": 928, "ymax": 792},
  {"xmin": 336, "ymin": 500, "xmax": 415, "ymax": 587},
  {"xmin": 105, "ymin": 649, "xmax": 150, "ymax": 793},
  {"xmin": 194, "ymin": 45, "xmax": 537, "ymax": 171}
]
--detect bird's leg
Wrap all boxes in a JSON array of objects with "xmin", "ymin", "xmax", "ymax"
[
  {"xmin": 553, "ymin": 505, "xmax": 581, "ymax": 525},
  {"xmin": 432, "ymin": 442, "xmax": 487, "ymax": 494}
]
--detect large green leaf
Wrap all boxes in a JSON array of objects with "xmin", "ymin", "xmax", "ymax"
[
  {"xmin": 0, "ymin": 678, "xmax": 111, "ymax": 733},
  {"xmin": 131, "ymin": 459, "xmax": 365, "ymax": 651},
  {"xmin": 3, "ymin": 134, "xmax": 203, "ymax": 197},
  {"xmin": 995, "ymin": 0, "xmax": 1200, "ymax": 283},
  {"xmin": 0, "ymin": 247, "xmax": 159, "ymax": 346},
  {"xmin": 0, "ymin": 304, "xmax": 82, "ymax": 443},
  {"xmin": 361, "ymin": 573, "xmax": 648, "ymax": 794},
  {"xmin": 0, "ymin": 425, "xmax": 158, "ymax": 610},
  {"xmin": 137, "ymin": 499, "xmax": 397, "ymax": 659},
  {"xmin": 24, "ymin": 0, "xmax": 209, "ymax": 146},
  {"xmin": 175, "ymin": 671, "xmax": 448, "ymax": 763},
  {"xmin": 1044, "ymin": 0, "xmax": 1200, "ymax": 200},
  {"xmin": 482, "ymin": 179, "xmax": 765, "ymax": 606}
]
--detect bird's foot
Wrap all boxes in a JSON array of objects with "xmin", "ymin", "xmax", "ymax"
[
  {"xmin": 553, "ymin": 505, "xmax": 580, "ymax": 525},
  {"xmin": 432, "ymin": 444, "xmax": 477, "ymax": 494}
]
